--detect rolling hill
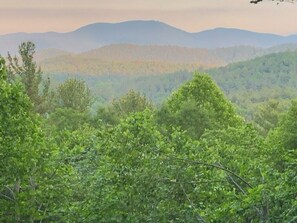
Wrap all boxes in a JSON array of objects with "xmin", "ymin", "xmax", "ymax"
[
  {"xmin": 207, "ymin": 50, "xmax": 297, "ymax": 116},
  {"xmin": 38, "ymin": 44, "xmax": 264, "ymax": 75},
  {"xmin": 35, "ymin": 48, "xmax": 72, "ymax": 62},
  {"xmin": 38, "ymin": 43, "xmax": 297, "ymax": 76}
]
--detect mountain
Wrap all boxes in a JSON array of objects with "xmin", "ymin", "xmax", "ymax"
[
  {"xmin": 39, "ymin": 42, "xmax": 297, "ymax": 76},
  {"xmin": 80, "ymin": 44, "xmax": 266, "ymax": 64},
  {"xmin": 35, "ymin": 48, "xmax": 72, "ymax": 62},
  {"xmin": 71, "ymin": 20, "xmax": 197, "ymax": 48},
  {"xmin": 1, "ymin": 20, "xmax": 297, "ymax": 54},
  {"xmin": 192, "ymin": 28, "xmax": 297, "ymax": 49}
]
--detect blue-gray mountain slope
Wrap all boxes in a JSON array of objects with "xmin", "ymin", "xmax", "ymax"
[{"xmin": 1, "ymin": 20, "xmax": 297, "ymax": 54}]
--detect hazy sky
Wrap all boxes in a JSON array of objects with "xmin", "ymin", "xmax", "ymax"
[{"xmin": 1, "ymin": 0, "xmax": 297, "ymax": 35}]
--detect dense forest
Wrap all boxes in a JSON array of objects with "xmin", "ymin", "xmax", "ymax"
[
  {"xmin": 0, "ymin": 42, "xmax": 296, "ymax": 222},
  {"xmin": 47, "ymin": 50, "xmax": 297, "ymax": 121}
]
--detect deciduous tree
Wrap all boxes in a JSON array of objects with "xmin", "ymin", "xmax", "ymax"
[
  {"xmin": 157, "ymin": 72, "xmax": 243, "ymax": 139},
  {"xmin": 56, "ymin": 78, "xmax": 93, "ymax": 112}
]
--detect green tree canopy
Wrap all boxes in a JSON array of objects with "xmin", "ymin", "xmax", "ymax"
[
  {"xmin": 0, "ymin": 57, "xmax": 45, "ymax": 221},
  {"xmin": 56, "ymin": 78, "xmax": 93, "ymax": 112},
  {"xmin": 96, "ymin": 89, "xmax": 153, "ymax": 125},
  {"xmin": 252, "ymin": 100, "xmax": 285, "ymax": 136},
  {"xmin": 0, "ymin": 57, "xmax": 76, "ymax": 222},
  {"xmin": 157, "ymin": 72, "xmax": 243, "ymax": 139}
]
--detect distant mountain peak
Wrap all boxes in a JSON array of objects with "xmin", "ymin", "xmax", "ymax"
[{"xmin": 1, "ymin": 20, "xmax": 297, "ymax": 54}]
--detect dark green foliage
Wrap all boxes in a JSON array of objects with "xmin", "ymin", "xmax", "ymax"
[
  {"xmin": 96, "ymin": 89, "xmax": 153, "ymax": 125},
  {"xmin": 208, "ymin": 50, "xmax": 297, "ymax": 117},
  {"xmin": 253, "ymin": 100, "xmax": 285, "ymax": 136},
  {"xmin": 273, "ymin": 100, "xmax": 297, "ymax": 149},
  {"xmin": 46, "ymin": 108, "xmax": 92, "ymax": 131},
  {"xmin": 49, "ymin": 71, "xmax": 193, "ymax": 106}
]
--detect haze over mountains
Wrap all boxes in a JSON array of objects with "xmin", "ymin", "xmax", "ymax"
[
  {"xmin": 38, "ymin": 44, "xmax": 260, "ymax": 76},
  {"xmin": 38, "ymin": 43, "xmax": 297, "ymax": 76},
  {"xmin": 2, "ymin": 20, "xmax": 297, "ymax": 55}
]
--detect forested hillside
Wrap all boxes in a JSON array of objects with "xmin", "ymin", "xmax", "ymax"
[
  {"xmin": 38, "ymin": 44, "xmax": 297, "ymax": 76},
  {"xmin": 1, "ymin": 45, "xmax": 296, "ymax": 221},
  {"xmin": 49, "ymin": 71, "xmax": 193, "ymax": 105},
  {"xmin": 38, "ymin": 45, "xmax": 259, "ymax": 76},
  {"xmin": 208, "ymin": 50, "xmax": 297, "ymax": 116}
]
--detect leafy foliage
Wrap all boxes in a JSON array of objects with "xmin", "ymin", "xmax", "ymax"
[
  {"xmin": 157, "ymin": 72, "xmax": 242, "ymax": 139},
  {"xmin": 0, "ymin": 57, "xmax": 69, "ymax": 222},
  {"xmin": 1, "ymin": 45, "xmax": 297, "ymax": 222},
  {"xmin": 96, "ymin": 89, "xmax": 153, "ymax": 125},
  {"xmin": 56, "ymin": 78, "xmax": 93, "ymax": 112},
  {"xmin": 252, "ymin": 99, "xmax": 285, "ymax": 136}
]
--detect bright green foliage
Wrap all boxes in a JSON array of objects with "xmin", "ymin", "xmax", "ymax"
[
  {"xmin": 0, "ymin": 57, "xmax": 40, "ymax": 221},
  {"xmin": 262, "ymin": 101, "xmax": 297, "ymax": 222},
  {"xmin": 56, "ymin": 78, "xmax": 93, "ymax": 112},
  {"xmin": 1, "ymin": 50, "xmax": 297, "ymax": 222},
  {"xmin": 7, "ymin": 42, "xmax": 53, "ymax": 114},
  {"xmin": 158, "ymin": 73, "xmax": 242, "ymax": 139},
  {"xmin": 0, "ymin": 57, "xmax": 74, "ymax": 222},
  {"xmin": 79, "ymin": 111, "xmax": 207, "ymax": 222},
  {"xmin": 62, "ymin": 111, "xmax": 263, "ymax": 222},
  {"xmin": 46, "ymin": 124, "xmax": 102, "ymax": 222},
  {"xmin": 199, "ymin": 125, "xmax": 268, "ymax": 222}
]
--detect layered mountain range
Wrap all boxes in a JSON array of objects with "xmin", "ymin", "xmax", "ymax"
[
  {"xmin": 2, "ymin": 20, "xmax": 297, "ymax": 114},
  {"xmin": 1, "ymin": 20, "xmax": 297, "ymax": 55},
  {"xmin": 36, "ymin": 43, "xmax": 297, "ymax": 76},
  {"xmin": 2, "ymin": 20, "xmax": 297, "ymax": 76}
]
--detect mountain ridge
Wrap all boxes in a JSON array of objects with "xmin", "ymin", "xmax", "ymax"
[{"xmin": 1, "ymin": 20, "xmax": 297, "ymax": 55}]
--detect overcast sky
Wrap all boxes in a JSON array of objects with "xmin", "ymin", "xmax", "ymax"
[{"xmin": 0, "ymin": 0, "xmax": 297, "ymax": 35}]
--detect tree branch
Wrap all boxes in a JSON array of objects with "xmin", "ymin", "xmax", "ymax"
[{"xmin": 166, "ymin": 156, "xmax": 253, "ymax": 188}]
